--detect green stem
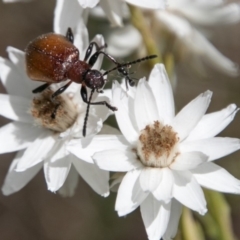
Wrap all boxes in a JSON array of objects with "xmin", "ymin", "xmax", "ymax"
[
  {"xmin": 181, "ymin": 208, "xmax": 205, "ymax": 240},
  {"xmin": 204, "ymin": 190, "xmax": 237, "ymax": 240},
  {"xmin": 163, "ymin": 52, "xmax": 175, "ymax": 80},
  {"xmin": 195, "ymin": 212, "xmax": 219, "ymax": 240},
  {"xmin": 128, "ymin": 4, "xmax": 161, "ymax": 68}
]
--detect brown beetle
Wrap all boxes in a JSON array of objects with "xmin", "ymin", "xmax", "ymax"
[{"xmin": 25, "ymin": 28, "xmax": 157, "ymax": 136}]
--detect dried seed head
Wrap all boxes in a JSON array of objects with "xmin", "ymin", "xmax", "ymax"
[
  {"xmin": 137, "ymin": 121, "xmax": 180, "ymax": 168},
  {"xmin": 31, "ymin": 89, "xmax": 78, "ymax": 132}
]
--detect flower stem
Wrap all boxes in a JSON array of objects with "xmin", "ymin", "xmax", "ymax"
[
  {"xmin": 128, "ymin": 4, "xmax": 161, "ymax": 68},
  {"xmin": 163, "ymin": 52, "xmax": 174, "ymax": 79},
  {"xmin": 204, "ymin": 190, "xmax": 237, "ymax": 240},
  {"xmin": 181, "ymin": 207, "xmax": 205, "ymax": 240},
  {"xmin": 196, "ymin": 212, "xmax": 219, "ymax": 240}
]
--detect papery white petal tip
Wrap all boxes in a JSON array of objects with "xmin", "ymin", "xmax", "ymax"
[
  {"xmin": 202, "ymin": 90, "xmax": 213, "ymax": 98},
  {"xmin": 101, "ymin": 191, "xmax": 110, "ymax": 197},
  {"xmin": 15, "ymin": 167, "xmax": 26, "ymax": 173},
  {"xmin": 138, "ymin": 77, "xmax": 147, "ymax": 85},
  {"xmin": 154, "ymin": 63, "xmax": 165, "ymax": 71},
  {"xmin": 228, "ymin": 103, "xmax": 237, "ymax": 111},
  {"xmin": 117, "ymin": 210, "xmax": 128, "ymax": 217},
  {"xmin": 2, "ymin": 186, "xmax": 13, "ymax": 196},
  {"xmin": 199, "ymin": 207, "xmax": 208, "ymax": 216},
  {"xmin": 112, "ymin": 80, "xmax": 121, "ymax": 89},
  {"xmin": 48, "ymin": 188, "xmax": 57, "ymax": 193}
]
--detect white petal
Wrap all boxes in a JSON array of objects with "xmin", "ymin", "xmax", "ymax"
[
  {"xmin": 58, "ymin": 167, "xmax": 79, "ymax": 197},
  {"xmin": 171, "ymin": 91, "xmax": 212, "ymax": 141},
  {"xmin": 78, "ymin": 0, "xmax": 99, "ymax": 8},
  {"xmin": 139, "ymin": 168, "xmax": 163, "ymax": 192},
  {"xmin": 125, "ymin": 0, "xmax": 165, "ymax": 9},
  {"xmin": 0, "ymin": 94, "xmax": 32, "ymax": 123},
  {"xmin": 78, "ymin": 113, "xmax": 103, "ymax": 138},
  {"xmin": 134, "ymin": 79, "xmax": 159, "ymax": 131},
  {"xmin": 181, "ymin": 137, "xmax": 240, "ymax": 161},
  {"xmin": 172, "ymin": 171, "xmax": 207, "ymax": 215},
  {"xmin": 192, "ymin": 162, "xmax": 240, "ymax": 194},
  {"xmin": 156, "ymin": 11, "xmax": 239, "ymax": 77},
  {"xmin": 99, "ymin": 0, "xmax": 123, "ymax": 27},
  {"xmin": 46, "ymin": 139, "xmax": 68, "ymax": 163},
  {"xmin": 112, "ymin": 81, "xmax": 139, "ymax": 144},
  {"xmin": 63, "ymin": 107, "xmax": 103, "ymax": 139},
  {"xmin": 148, "ymin": 64, "xmax": 175, "ymax": 124},
  {"xmin": 153, "ymin": 168, "xmax": 174, "ymax": 202},
  {"xmin": 94, "ymin": 149, "xmax": 142, "ymax": 172},
  {"xmin": 89, "ymin": 95, "xmax": 111, "ymax": 123},
  {"xmin": 5, "ymin": 47, "xmax": 40, "ymax": 97},
  {"xmin": 140, "ymin": 195, "xmax": 171, "ymax": 240},
  {"xmin": 54, "ymin": 0, "xmax": 85, "ymax": 34},
  {"xmin": 0, "ymin": 122, "xmax": 42, "ymax": 154},
  {"xmin": 186, "ymin": 104, "xmax": 239, "ymax": 141},
  {"xmin": 44, "ymin": 155, "xmax": 71, "ymax": 192},
  {"xmin": 116, "ymin": 169, "xmax": 148, "ymax": 216},
  {"xmin": 6, "ymin": 47, "xmax": 25, "ymax": 70},
  {"xmin": 180, "ymin": 2, "xmax": 240, "ymax": 26},
  {"xmin": 0, "ymin": 55, "xmax": 33, "ymax": 98},
  {"xmin": 71, "ymin": 154, "xmax": 109, "ymax": 197},
  {"xmin": 190, "ymin": 30, "xmax": 239, "ymax": 77},
  {"xmin": 155, "ymin": 11, "xmax": 190, "ymax": 38},
  {"xmin": 170, "ymin": 152, "xmax": 208, "ymax": 171},
  {"xmin": 88, "ymin": 34, "xmax": 105, "ymax": 70},
  {"xmin": 2, "ymin": 150, "xmax": 42, "ymax": 196},
  {"xmin": 106, "ymin": 25, "xmax": 142, "ymax": 57},
  {"xmin": 163, "ymin": 199, "xmax": 182, "ymax": 240},
  {"xmin": 119, "ymin": 79, "xmax": 137, "ymax": 98},
  {"xmin": 74, "ymin": 20, "xmax": 89, "ymax": 55},
  {"xmin": 68, "ymin": 134, "xmax": 129, "ymax": 163},
  {"xmin": 16, "ymin": 131, "xmax": 56, "ymax": 171}
]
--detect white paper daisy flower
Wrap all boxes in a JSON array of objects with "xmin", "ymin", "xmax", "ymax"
[
  {"xmin": 54, "ymin": 0, "xmax": 166, "ymax": 30},
  {"xmin": 0, "ymin": 30, "xmax": 111, "ymax": 197},
  {"xmin": 154, "ymin": 0, "xmax": 240, "ymax": 76},
  {"xmin": 93, "ymin": 64, "xmax": 240, "ymax": 240}
]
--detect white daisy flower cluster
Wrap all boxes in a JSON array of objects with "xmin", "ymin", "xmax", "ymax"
[
  {"xmin": 4, "ymin": 0, "xmax": 239, "ymax": 77},
  {"xmin": 0, "ymin": 26, "xmax": 111, "ymax": 197},
  {"xmin": 1, "ymin": 1, "xmax": 240, "ymax": 240},
  {"xmin": 153, "ymin": 0, "xmax": 240, "ymax": 76},
  {"xmin": 92, "ymin": 64, "xmax": 240, "ymax": 240},
  {"xmin": 1, "ymin": 46, "xmax": 240, "ymax": 238},
  {"xmin": 52, "ymin": 0, "xmax": 240, "ymax": 76}
]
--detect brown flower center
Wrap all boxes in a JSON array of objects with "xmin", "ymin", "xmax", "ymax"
[
  {"xmin": 31, "ymin": 89, "xmax": 78, "ymax": 132},
  {"xmin": 137, "ymin": 121, "xmax": 179, "ymax": 168}
]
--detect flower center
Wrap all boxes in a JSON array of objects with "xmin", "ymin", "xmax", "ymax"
[
  {"xmin": 31, "ymin": 89, "xmax": 78, "ymax": 132},
  {"xmin": 137, "ymin": 121, "xmax": 179, "ymax": 168}
]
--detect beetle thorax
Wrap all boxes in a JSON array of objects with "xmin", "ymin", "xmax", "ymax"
[
  {"xmin": 84, "ymin": 69, "xmax": 105, "ymax": 90},
  {"xmin": 67, "ymin": 60, "xmax": 90, "ymax": 83}
]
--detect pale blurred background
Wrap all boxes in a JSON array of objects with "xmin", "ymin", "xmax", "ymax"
[{"xmin": 0, "ymin": 1, "xmax": 240, "ymax": 240}]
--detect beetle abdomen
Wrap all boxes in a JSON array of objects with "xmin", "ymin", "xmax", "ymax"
[{"xmin": 25, "ymin": 33, "xmax": 79, "ymax": 82}]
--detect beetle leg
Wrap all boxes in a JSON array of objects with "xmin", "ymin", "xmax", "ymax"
[
  {"xmin": 51, "ymin": 81, "xmax": 72, "ymax": 100},
  {"xmin": 32, "ymin": 83, "xmax": 51, "ymax": 93},
  {"xmin": 51, "ymin": 104, "xmax": 60, "ymax": 119},
  {"xmin": 80, "ymin": 85, "xmax": 117, "ymax": 111},
  {"xmin": 50, "ymin": 81, "xmax": 72, "ymax": 119},
  {"xmin": 82, "ymin": 87, "xmax": 94, "ymax": 137},
  {"xmin": 88, "ymin": 51, "xmax": 119, "ymax": 68},
  {"xmin": 84, "ymin": 42, "xmax": 107, "ymax": 62},
  {"xmin": 66, "ymin": 27, "xmax": 74, "ymax": 43},
  {"xmin": 97, "ymin": 89, "xmax": 104, "ymax": 94}
]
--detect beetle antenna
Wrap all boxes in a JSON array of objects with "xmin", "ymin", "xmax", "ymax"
[
  {"xmin": 103, "ymin": 55, "xmax": 158, "ymax": 76},
  {"xmin": 83, "ymin": 89, "xmax": 95, "ymax": 137}
]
